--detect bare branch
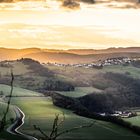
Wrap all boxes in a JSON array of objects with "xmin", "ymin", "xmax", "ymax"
[
  {"xmin": 49, "ymin": 114, "xmax": 59, "ymax": 137},
  {"xmin": 34, "ymin": 113, "xmax": 96, "ymax": 140},
  {"xmin": 54, "ymin": 113, "xmax": 65, "ymax": 137},
  {"xmin": 33, "ymin": 125, "xmax": 50, "ymax": 140},
  {"xmin": 0, "ymin": 69, "xmax": 14, "ymax": 131},
  {"xmin": 55, "ymin": 121, "xmax": 96, "ymax": 139},
  {"xmin": 57, "ymin": 112, "xmax": 65, "ymax": 126}
]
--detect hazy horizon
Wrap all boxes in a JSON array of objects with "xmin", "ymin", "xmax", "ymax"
[
  {"xmin": 0, "ymin": 46, "xmax": 140, "ymax": 51},
  {"xmin": 0, "ymin": 0, "xmax": 140, "ymax": 50}
]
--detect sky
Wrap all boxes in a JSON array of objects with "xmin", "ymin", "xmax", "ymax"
[{"xmin": 0, "ymin": 1, "xmax": 140, "ymax": 50}]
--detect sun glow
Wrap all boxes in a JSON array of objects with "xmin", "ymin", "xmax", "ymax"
[{"xmin": 0, "ymin": 0, "xmax": 140, "ymax": 49}]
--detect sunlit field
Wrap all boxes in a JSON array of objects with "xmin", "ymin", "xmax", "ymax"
[
  {"xmin": 0, "ymin": 86, "xmax": 140, "ymax": 140},
  {"xmin": 10, "ymin": 97, "xmax": 140, "ymax": 140},
  {"xmin": 0, "ymin": 84, "xmax": 41, "ymax": 96}
]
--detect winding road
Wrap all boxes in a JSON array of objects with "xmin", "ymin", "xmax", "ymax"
[{"xmin": 7, "ymin": 106, "xmax": 38, "ymax": 140}]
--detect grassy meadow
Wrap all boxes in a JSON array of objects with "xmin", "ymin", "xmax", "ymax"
[
  {"xmin": 0, "ymin": 85, "xmax": 140, "ymax": 140},
  {"xmin": 0, "ymin": 102, "xmax": 15, "ymax": 120},
  {"xmin": 0, "ymin": 61, "xmax": 30, "ymax": 76},
  {"xmin": 103, "ymin": 65, "xmax": 140, "ymax": 79},
  {"xmin": 58, "ymin": 86, "xmax": 102, "ymax": 97},
  {"xmin": 125, "ymin": 116, "xmax": 140, "ymax": 127},
  {"xmin": 0, "ymin": 84, "xmax": 41, "ymax": 97},
  {"xmin": 1, "ymin": 62, "xmax": 140, "ymax": 139},
  {"xmin": 10, "ymin": 97, "xmax": 140, "ymax": 140},
  {"xmin": 124, "ymin": 109, "xmax": 140, "ymax": 127}
]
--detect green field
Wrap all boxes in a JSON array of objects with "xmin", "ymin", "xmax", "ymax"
[
  {"xmin": 58, "ymin": 86, "xmax": 102, "ymax": 97},
  {"xmin": 0, "ymin": 102, "xmax": 16, "ymax": 120},
  {"xmin": 0, "ymin": 84, "xmax": 41, "ymax": 122},
  {"xmin": 0, "ymin": 85, "xmax": 139, "ymax": 140},
  {"xmin": 1, "ymin": 85, "xmax": 140, "ymax": 140},
  {"xmin": 125, "ymin": 116, "xmax": 140, "ymax": 127},
  {"xmin": 124, "ymin": 109, "xmax": 140, "ymax": 127},
  {"xmin": 10, "ymin": 97, "xmax": 140, "ymax": 140},
  {"xmin": 0, "ymin": 84, "xmax": 41, "ymax": 97},
  {"xmin": 0, "ymin": 61, "xmax": 30, "ymax": 76},
  {"xmin": 103, "ymin": 65, "xmax": 140, "ymax": 78}
]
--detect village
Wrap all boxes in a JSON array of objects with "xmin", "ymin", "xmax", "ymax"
[
  {"xmin": 99, "ymin": 110, "xmax": 137, "ymax": 118},
  {"xmin": 0, "ymin": 57, "xmax": 139, "ymax": 69},
  {"xmin": 45, "ymin": 57, "xmax": 140, "ymax": 69}
]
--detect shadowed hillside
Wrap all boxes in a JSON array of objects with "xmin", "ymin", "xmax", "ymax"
[
  {"xmin": 0, "ymin": 58, "xmax": 75, "ymax": 92},
  {"xmin": 50, "ymin": 72, "xmax": 140, "ymax": 113}
]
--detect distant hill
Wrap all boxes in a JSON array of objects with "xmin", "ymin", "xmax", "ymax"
[
  {"xmin": 67, "ymin": 47, "xmax": 140, "ymax": 55},
  {"xmin": 0, "ymin": 47, "xmax": 140, "ymax": 64},
  {"xmin": 23, "ymin": 52, "xmax": 94, "ymax": 64},
  {"xmin": 23, "ymin": 52, "xmax": 140, "ymax": 64},
  {"xmin": 0, "ymin": 48, "xmax": 41, "ymax": 60}
]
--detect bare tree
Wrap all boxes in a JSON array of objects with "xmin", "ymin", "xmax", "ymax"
[
  {"xmin": 34, "ymin": 113, "xmax": 95, "ymax": 140},
  {"xmin": 0, "ymin": 70, "xmax": 14, "ymax": 132}
]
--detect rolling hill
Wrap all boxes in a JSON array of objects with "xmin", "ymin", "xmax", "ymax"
[
  {"xmin": 23, "ymin": 51, "xmax": 140, "ymax": 64},
  {"xmin": 0, "ymin": 85, "xmax": 140, "ymax": 140},
  {"xmin": 0, "ymin": 47, "xmax": 140, "ymax": 64}
]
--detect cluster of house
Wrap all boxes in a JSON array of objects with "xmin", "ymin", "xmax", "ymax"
[
  {"xmin": 1, "ymin": 57, "xmax": 138, "ymax": 69},
  {"xmin": 45, "ymin": 62, "xmax": 103, "ymax": 69},
  {"xmin": 101, "ymin": 57, "xmax": 132, "ymax": 66},
  {"xmin": 99, "ymin": 111, "xmax": 137, "ymax": 118},
  {"xmin": 44, "ymin": 57, "xmax": 138, "ymax": 69}
]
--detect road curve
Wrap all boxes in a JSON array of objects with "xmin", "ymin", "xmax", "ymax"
[{"xmin": 7, "ymin": 106, "xmax": 38, "ymax": 140}]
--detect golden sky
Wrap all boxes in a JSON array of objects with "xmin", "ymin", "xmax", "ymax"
[{"xmin": 0, "ymin": 1, "xmax": 140, "ymax": 50}]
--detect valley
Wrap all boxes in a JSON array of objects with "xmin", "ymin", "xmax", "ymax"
[
  {"xmin": 1, "ymin": 57, "xmax": 140, "ymax": 139},
  {"xmin": 1, "ymin": 85, "xmax": 140, "ymax": 140},
  {"xmin": 0, "ymin": 0, "xmax": 140, "ymax": 139}
]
